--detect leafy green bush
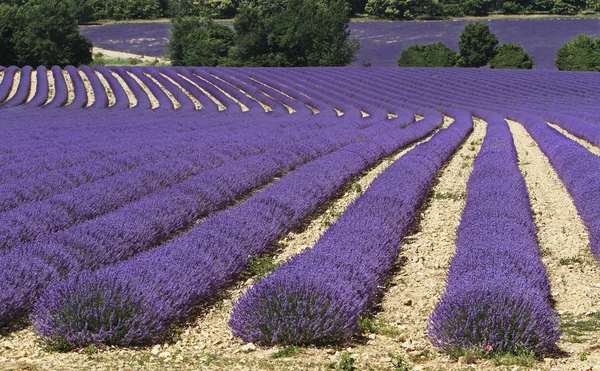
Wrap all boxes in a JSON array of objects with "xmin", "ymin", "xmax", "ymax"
[
  {"xmin": 502, "ymin": 1, "xmax": 525, "ymax": 13},
  {"xmin": 457, "ymin": 22, "xmax": 499, "ymax": 67},
  {"xmin": 550, "ymin": 0, "xmax": 581, "ymax": 13},
  {"xmin": 96, "ymin": 0, "xmax": 162, "ymax": 20},
  {"xmin": 461, "ymin": 0, "xmax": 492, "ymax": 15},
  {"xmin": 397, "ymin": 42, "xmax": 458, "ymax": 67},
  {"xmin": 490, "ymin": 43, "xmax": 534, "ymax": 69},
  {"xmin": 555, "ymin": 34, "xmax": 600, "ymax": 71},
  {"xmin": 0, "ymin": 1, "xmax": 92, "ymax": 67},
  {"xmin": 228, "ymin": 0, "xmax": 359, "ymax": 67},
  {"xmin": 365, "ymin": 0, "xmax": 444, "ymax": 18},
  {"xmin": 168, "ymin": 16, "xmax": 235, "ymax": 66}
]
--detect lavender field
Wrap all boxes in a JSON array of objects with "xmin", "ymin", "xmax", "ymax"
[
  {"xmin": 0, "ymin": 65, "xmax": 600, "ymax": 370},
  {"xmin": 80, "ymin": 18, "xmax": 600, "ymax": 69}
]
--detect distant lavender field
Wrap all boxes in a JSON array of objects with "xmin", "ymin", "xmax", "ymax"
[{"xmin": 80, "ymin": 18, "xmax": 600, "ymax": 69}]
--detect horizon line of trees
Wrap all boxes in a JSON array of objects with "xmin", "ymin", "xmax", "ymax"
[
  {"xmin": 3, "ymin": 0, "xmax": 599, "ymax": 24},
  {"xmin": 0, "ymin": 0, "xmax": 598, "ymax": 71}
]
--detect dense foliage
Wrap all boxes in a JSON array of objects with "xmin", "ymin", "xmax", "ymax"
[
  {"xmin": 364, "ymin": 0, "xmax": 597, "ymax": 18},
  {"xmin": 0, "ymin": 1, "xmax": 92, "ymax": 67},
  {"xmin": 227, "ymin": 0, "xmax": 360, "ymax": 66},
  {"xmin": 168, "ymin": 17, "xmax": 235, "ymax": 66},
  {"xmin": 397, "ymin": 43, "xmax": 458, "ymax": 67},
  {"xmin": 168, "ymin": 0, "xmax": 360, "ymax": 67},
  {"xmin": 457, "ymin": 22, "xmax": 498, "ymax": 67},
  {"xmin": 555, "ymin": 34, "xmax": 600, "ymax": 71},
  {"xmin": 396, "ymin": 23, "xmax": 533, "ymax": 69},
  {"xmin": 490, "ymin": 43, "xmax": 534, "ymax": 69}
]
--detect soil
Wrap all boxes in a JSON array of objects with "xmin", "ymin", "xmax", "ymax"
[
  {"xmin": 26, "ymin": 69, "xmax": 37, "ymax": 103},
  {"xmin": 6, "ymin": 69, "xmax": 20, "ymax": 101},
  {"xmin": 93, "ymin": 47, "xmax": 170, "ymax": 65}
]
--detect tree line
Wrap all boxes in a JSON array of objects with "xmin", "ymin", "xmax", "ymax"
[{"xmin": 0, "ymin": 0, "xmax": 598, "ymax": 71}]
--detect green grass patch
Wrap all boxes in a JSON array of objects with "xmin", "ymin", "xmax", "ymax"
[
  {"xmin": 446, "ymin": 348, "xmax": 536, "ymax": 367},
  {"xmin": 248, "ymin": 254, "xmax": 280, "ymax": 279},
  {"xmin": 389, "ymin": 353, "xmax": 413, "ymax": 370},
  {"xmin": 560, "ymin": 312, "xmax": 600, "ymax": 343},
  {"xmin": 358, "ymin": 316, "xmax": 404, "ymax": 337},
  {"xmin": 558, "ymin": 256, "xmax": 585, "ymax": 265},
  {"xmin": 271, "ymin": 345, "xmax": 302, "ymax": 358},
  {"xmin": 432, "ymin": 191, "xmax": 466, "ymax": 201}
]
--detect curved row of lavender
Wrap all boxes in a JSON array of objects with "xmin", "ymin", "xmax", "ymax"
[
  {"xmin": 506, "ymin": 112, "xmax": 600, "ymax": 263},
  {"xmin": 229, "ymin": 110, "xmax": 472, "ymax": 345},
  {"xmin": 0, "ymin": 66, "xmax": 599, "ymax": 355},
  {"xmin": 428, "ymin": 112, "xmax": 560, "ymax": 355},
  {"xmin": 31, "ymin": 112, "xmax": 443, "ymax": 347}
]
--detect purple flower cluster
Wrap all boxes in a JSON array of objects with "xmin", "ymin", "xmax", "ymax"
[
  {"xmin": 31, "ymin": 112, "xmax": 442, "ymax": 347},
  {"xmin": 508, "ymin": 111, "xmax": 600, "ymax": 262},
  {"xmin": 428, "ymin": 112, "xmax": 560, "ymax": 355},
  {"xmin": 228, "ymin": 111, "xmax": 472, "ymax": 345},
  {"xmin": 0, "ymin": 65, "xmax": 599, "ymax": 355},
  {"xmin": 1, "ymin": 109, "xmax": 415, "ymax": 328}
]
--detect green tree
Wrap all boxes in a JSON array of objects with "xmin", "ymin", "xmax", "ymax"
[
  {"xmin": 348, "ymin": 0, "xmax": 368, "ymax": 14},
  {"xmin": 397, "ymin": 43, "xmax": 458, "ymax": 67},
  {"xmin": 555, "ymin": 34, "xmax": 600, "ymax": 71},
  {"xmin": 365, "ymin": 0, "xmax": 441, "ymax": 18},
  {"xmin": 0, "ymin": 4, "xmax": 18, "ymax": 66},
  {"xmin": 228, "ymin": 0, "xmax": 359, "ymax": 66},
  {"xmin": 0, "ymin": 0, "xmax": 92, "ymax": 67},
  {"xmin": 489, "ymin": 43, "xmax": 534, "ymax": 69},
  {"xmin": 457, "ymin": 21, "xmax": 499, "ymax": 67},
  {"xmin": 168, "ymin": 16, "xmax": 235, "ymax": 66}
]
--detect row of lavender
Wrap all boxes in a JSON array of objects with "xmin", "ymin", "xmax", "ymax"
[
  {"xmin": 230, "ymin": 110, "xmax": 472, "ymax": 345},
  {"xmin": 31, "ymin": 111, "xmax": 443, "ymax": 346},
  {"xmin": 429, "ymin": 112, "xmax": 560, "ymax": 354},
  {"xmin": 1, "ymin": 66, "xmax": 600, "ymax": 357},
  {"xmin": 0, "ymin": 106, "xmax": 424, "ymax": 328},
  {"xmin": 2, "ymin": 66, "xmax": 600, "ymax": 118}
]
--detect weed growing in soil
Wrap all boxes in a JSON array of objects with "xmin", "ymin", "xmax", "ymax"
[
  {"xmin": 248, "ymin": 254, "xmax": 280, "ymax": 279},
  {"xmin": 358, "ymin": 316, "xmax": 403, "ymax": 337},
  {"xmin": 579, "ymin": 350, "xmax": 591, "ymax": 360},
  {"xmin": 561, "ymin": 312, "xmax": 600, "ymax": 343},
  {"xmin": 389, "ymin": 352, "xmax": 413, "ymax": 370},
  {"xmin": 336, "ymin": 352, "xmax": 355, "ymax": 370},
  {"xmin": 447, "ymin": 348, "xmax": 536, "ymax": 367},
  {"xmin": 559, "ymin": 256, "xmax": 585, "ymax": 265},
  {"xmin": 83, "ymin": 344, "xmax": 97, "ymax": 355},
  {"xmin": 271, "ymin": 345, "xmax": 302, "ymax": 358}
]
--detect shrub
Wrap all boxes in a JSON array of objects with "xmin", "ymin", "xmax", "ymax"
[
  {"xmin": 551, "ymin": 0, "xmax": 581, "ymax": 13},
  {"xmin": 96, "ymin": 0, "xmax": 162, "ymax": 20},
  {"xmin": 365, "ymin": 0, "xmax": 443, "ymax": 18},
  {"xmin": 457, "ymin": 22, "xmax": 499, "ymax": 67},
  {"xmin": 461, "ymin": 0, "xmax": 493, "ymax": 15},
  {"xmin": 32, "ymin": 269, "xmax": 163, "ymax": 349},
  {"xmin": 397, "ymin": 42, "xmax": 458, "ymax": 67},
  {"xmin": 555, "ymin": 34, "xmax": 600, "ymax": 71},
  {"xmin": 490, "ymin": 43, "xmax": 534, "ymax": 69},
  {"xmin": 502, "ymin": 1, "xmax": 525, "ymax": 13},
  {"xmin": 228, "ymin": 0, "xmax": 359, "ymax": 66},
  {"xmin": 0, "ymin": 1, "xmax": 92, "ymax": 67},
  {"xmin": 229, "ymin": 278, "xmax": 357, "ymax": 345},
  {"xmin": 168, "ymin": 16, "xmax": 235, "ymax": 66}
]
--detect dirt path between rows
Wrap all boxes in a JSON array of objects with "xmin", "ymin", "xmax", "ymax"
[{"xmin": 510, "ymin": 120, "xmax": 600, "ymax": 370}]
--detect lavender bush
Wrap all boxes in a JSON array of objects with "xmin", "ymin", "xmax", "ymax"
[
  {"xmin": 428, "ymin": 112, "xmax": 560, "ymax": 355},
  {"xmin": 229, "ymin": 111, "xmax": 472, "ymax": 345}
]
